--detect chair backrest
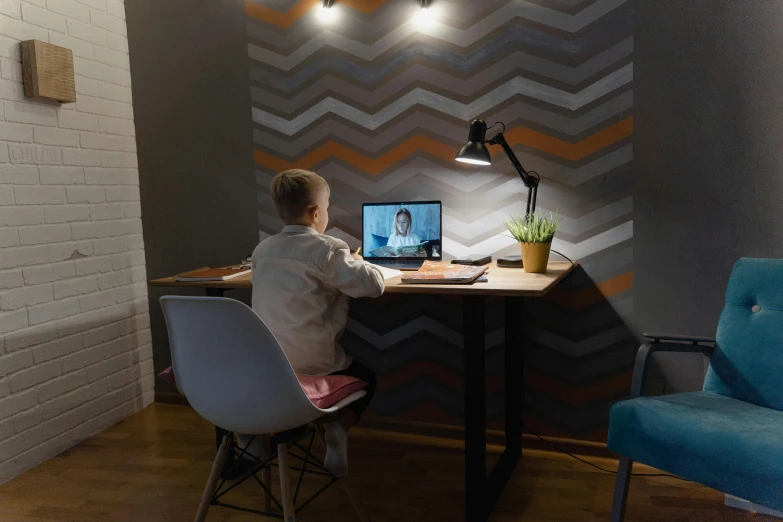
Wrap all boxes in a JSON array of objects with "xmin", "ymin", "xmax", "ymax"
[
  {"xmin": 704, "ymin": 258, "xmax": 783, "ymax": 411},
  {"xmin": 160, "ymin": 296, "xmax": 323, "ymax": 434}
]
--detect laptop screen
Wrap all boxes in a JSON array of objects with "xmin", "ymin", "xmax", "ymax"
[{"xmin": 362, "ymin": 201, "xmax": 442, "ymax": 259}]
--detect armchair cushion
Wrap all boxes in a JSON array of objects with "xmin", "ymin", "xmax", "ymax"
[
  {"xmin": 704, "ymin": 258, "xmax": 783, "ymax": 411},
  {"xmin": 608, "ymin": 391, "xmax": 783, "ymax": 511}
]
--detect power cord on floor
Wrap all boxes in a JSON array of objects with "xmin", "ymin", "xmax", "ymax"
[{"xmin": 520, "ymin": 422, "xmax": 688, "ymax": 480}]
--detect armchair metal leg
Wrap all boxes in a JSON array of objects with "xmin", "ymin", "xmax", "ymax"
[
  {"xmin": 278, "ymin": 443, "xmax": 296, "ymax": 522},
  {"xmin": 195, "ymin": 433, "xmax": 230, "ymax": 522},
  {"xmin": 610, "ymin": 457, "xmax": 633, "ymax": 522}
]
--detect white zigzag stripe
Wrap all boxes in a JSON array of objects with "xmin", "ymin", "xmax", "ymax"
[
  {"xmin": 346, "ymin": 317, "xmax": 503, "ymax": 350},
  {"xmin": 252, "ymin": 65, "xmax": 633, "ymax": 135},
  {"xmin": 442, "ymin": 221, "xmax": 632, "ymax": 259},
  {"xmin": 255, "ymin": 146, "xmax": 633, "ymax": 193},
  {"xmin": 346, "ymin": 311, "xmax": 635, "ymax": 357},
  {"xmin": 443, "ymin": 196, "xmax": 632, "ymax": 239},
  {"xmin": 308, "ymin": 221, "xmax": 633, "ymax": 259}
]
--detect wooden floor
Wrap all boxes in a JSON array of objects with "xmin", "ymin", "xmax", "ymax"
[{"xmin": 0, "ymin": 403, "xmax": 774, "ymax": 522}]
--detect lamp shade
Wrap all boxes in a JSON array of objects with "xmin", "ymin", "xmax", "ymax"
[{"xmin": 455, "ymin": 119, "xmax": 491, "ymax": 165}]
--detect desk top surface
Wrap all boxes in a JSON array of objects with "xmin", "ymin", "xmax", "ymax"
[{"xmin": 149, "ymin": 261, "xmax": 574, "ymax": 297}]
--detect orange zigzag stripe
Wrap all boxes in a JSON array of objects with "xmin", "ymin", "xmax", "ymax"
[
  {"xmin": 545, "ymin": 272, "xmax": 633, "ymax": 310},
  {"xmin": 254, "ymin": 118, "xmax": 633, "ymax": 174},
  {"xmin": 246, "ymin": 0, "xmax": 390, "ymax": 28}
]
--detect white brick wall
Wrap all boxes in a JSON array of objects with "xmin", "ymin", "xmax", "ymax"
[{"xmin": 0, "ymin": 0, "xmax": 151, "ymax": 485}]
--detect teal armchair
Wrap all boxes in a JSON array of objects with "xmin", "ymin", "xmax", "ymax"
[{"xmin": 608, "ymin": 258, "xmax": 783, "ymax": 521}]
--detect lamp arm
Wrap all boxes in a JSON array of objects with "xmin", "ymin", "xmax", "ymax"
[{"xmin": 488, "ymin": 132, "xmax": 539, "ymax": 215}]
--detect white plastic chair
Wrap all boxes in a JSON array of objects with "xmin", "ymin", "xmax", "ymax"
[{"xmin": 160, "ymin": 295, "xmax": 368, "ymax": 522}]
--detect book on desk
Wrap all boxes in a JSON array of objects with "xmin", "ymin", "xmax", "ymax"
[
  {"xmin": 400, "ymin": 261, "xmax": 488, "ymax": 284},
  {"xmin": 174, "ymin": 267, "xmax": 251, "ymax": 282}
]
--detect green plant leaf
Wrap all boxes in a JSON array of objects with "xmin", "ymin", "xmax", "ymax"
[{"xmin": 503, "ymin": 211, "xmax": 563, "ymax": 244}]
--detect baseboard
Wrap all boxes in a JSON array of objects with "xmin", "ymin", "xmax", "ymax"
[
  {"xmin": 154, "ymin": 392, "xmax": 611, "ymax": 458},
  {"xmin": 155, "ymin": 391, "xmax": 189, "ymax": 406},
  {"xmin": 726, "ymin": 495, "xmax": 783, "ymax": 518},
  {"xmin": 360, "ymin": 416, "xmax": 611, "ymax": 458}
]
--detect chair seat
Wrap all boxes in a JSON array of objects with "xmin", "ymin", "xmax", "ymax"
[{"xmin": 608, "ymin": 391, "xmax": 783, "ymax": 510}]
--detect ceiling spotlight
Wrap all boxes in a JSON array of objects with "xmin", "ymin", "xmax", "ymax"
[
  {"xmin": 318, "ymin": 0, "xmax": 337, "ymax": 23},
  {"xmin": 415, "ymin": 0, "xmax": 435, "ymax": 27}
]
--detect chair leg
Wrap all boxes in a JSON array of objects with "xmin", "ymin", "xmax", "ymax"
[
  {"xmin": 195, "ymin": 433, "xmax": 231, "ymax": 522},
  {"xmin": 278, "ymin": 442, "xmax": 296, "ymax": 522},
  {"xmin": 315, "ymin": 425, "xmax": 369, "ymax": 522},
  {"xmin": 610, "ymin": 457, "xmax": 633, "ymax": 522}
]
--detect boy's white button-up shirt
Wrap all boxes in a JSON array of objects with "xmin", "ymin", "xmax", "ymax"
[{"xmin": 252, "ymin": 225, "xmax": 385, "ymax": 375}]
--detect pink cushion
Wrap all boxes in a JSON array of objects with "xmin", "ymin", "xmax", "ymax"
[
  {"xmin": 158, "ymin": 366, "xmax": 176, "ymax": 386},
  {"xmin": 157, "ymin": 366, "xmax": 366, "ymax": 409},
  {"xmin": 296, "ymin": 374, "xmax": 367, "ymax": 408}
]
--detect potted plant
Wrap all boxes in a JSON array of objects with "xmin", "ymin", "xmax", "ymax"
[{"xmin": 504, "ymin": 212, "xmax": 563, "ymax": 273}]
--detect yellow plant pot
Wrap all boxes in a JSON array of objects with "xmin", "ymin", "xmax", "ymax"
[{"xmin": 520, "ymin": 242, "xmax": 551, "ymax": 273}]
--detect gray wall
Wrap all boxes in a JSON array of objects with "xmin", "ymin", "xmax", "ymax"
[
  {"xmin": 635, "ymin": 0, "xmax": 783, "ymax": 392},
  {"xmin": 126, "ymin": 0, "xmax": 257, "ymax": 390}
]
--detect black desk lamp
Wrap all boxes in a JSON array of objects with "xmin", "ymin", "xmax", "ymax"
[{"xmin": 455, "ymin": 119, "xmax": 541, "ymax": 267}]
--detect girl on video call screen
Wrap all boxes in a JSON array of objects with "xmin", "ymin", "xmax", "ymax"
[{"xmin": 363, "ymin": 202, "xmax": 441, "ymax": 258}]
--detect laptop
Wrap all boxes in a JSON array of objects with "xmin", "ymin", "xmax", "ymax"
[{"xmin": 362, "ymin": 201, "xmax": 442, "ymax": 270}]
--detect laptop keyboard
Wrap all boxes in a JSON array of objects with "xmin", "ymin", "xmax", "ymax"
[{"xmin": 372, "ymin": 260, "xmax": 423, "ymax": 269}]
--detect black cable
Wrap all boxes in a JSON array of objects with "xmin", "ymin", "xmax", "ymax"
[
  {"xmin": 487, "ymin": 121, "xmax": 506, "ymax": 134},
  {"xmin": 520, "ymin": 422, "xmax": 687, "ymax": 480},
  {"xmin": 549, "ymin": 249, "xmax": 574, "ymax": 280},
  {"xmin": 520, "ymin": 362, "xmax": 690, "ymax": 482},
  {"xmin": 518, "ymin": 334, "xmax": 685, "ymax": 481}
]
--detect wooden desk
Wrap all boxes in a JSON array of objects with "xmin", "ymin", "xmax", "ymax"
[
  {"xmin": 150, "ymin": 260, "xmax": 574, "ymax": 522},
  {"xmin": 149, "ymin": 261, "xmax": 572, "ymax": 296}
]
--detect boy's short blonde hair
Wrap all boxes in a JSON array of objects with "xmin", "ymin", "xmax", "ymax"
[{"xmin": 270, "ymin": 169, "xmax": 330, "ymax": 223}]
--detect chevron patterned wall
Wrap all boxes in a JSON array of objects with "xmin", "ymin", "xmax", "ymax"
[{"xmin": 247, "ymin": 0, "xmax": 634, "ymax": 439}]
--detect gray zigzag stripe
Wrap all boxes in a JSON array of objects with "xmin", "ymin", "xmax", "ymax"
[
  {"xmin": 344, "ymin": 317, "xmax": 636, "ymax": 378},
  {"xmin": 257, "ymin": 199, "xmax": 633, "ymax": 258},
  {"xmin": 252, "ymin": 65, "xmax": 632, "ymax": 134},
  {"xmin": 252, "ymin": 91, "xmax": 633, "ymax": 155},
  {"xmin": 319, "ymin": 194, "xmax": 629, "ymax": 247},
  {"xmin": 249, "ymin": 38, "xmax": 631, "ymax": 103},
  {"xmin": 294, "ymin": 169, "xmax": 631, "ymax": 219},
  {"xmin": 247, "ymin": 14, "xmax": 632, "ymax": 91},
  {"xmin": 246, "ymin": 0, "xmax": 628, "ymax": 71},
  {"xmin": 345, "ymin": 314, "xmax": 635, "ymax": 366},
  {"xmin": 257, "ymin": 168, "xmax": 631, "ymax": 229},
  {"xmin": 314, "ymin": 191, "xmax": 631, "ymax": 243}
]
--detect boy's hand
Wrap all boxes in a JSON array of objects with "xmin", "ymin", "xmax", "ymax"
[{"xmin": 351, "ymin": 253, "xmax": 364, "ymax": 261}]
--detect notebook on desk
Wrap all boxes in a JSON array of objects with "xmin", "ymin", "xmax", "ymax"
[{"xmin": 362, "ymin": 201, "xmax": 442, "ymax": 271}]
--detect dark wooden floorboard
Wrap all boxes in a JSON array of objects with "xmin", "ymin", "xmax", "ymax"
[{"xmin": 0, "ymin": 404, "xmax": 775, "ymax": 522}]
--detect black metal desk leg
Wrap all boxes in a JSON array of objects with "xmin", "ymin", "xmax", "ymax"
[
  {"xmin": 463, "ymin": 295, "xmax": 486, "ymax": 522},
  {"xmin": 204, "ymin": 288, "xmax": 237, "ymax": 477},
  {"xmin": 504, "ymin": 297, "xmax": 523, "ymax": 459}
]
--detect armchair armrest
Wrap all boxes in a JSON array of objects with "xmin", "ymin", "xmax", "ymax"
[
  {"xmin": 630, "ymin": 339, "xmax": 716, "ymax": 399},
  {"xmin": 643, "ymin": 332, "xmax": 716, "ymax": 344}
]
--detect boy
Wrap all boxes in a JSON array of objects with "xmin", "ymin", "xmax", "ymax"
[{"xmin": 249, "ymin": 169, "xmax": 384, "ymax": 477}]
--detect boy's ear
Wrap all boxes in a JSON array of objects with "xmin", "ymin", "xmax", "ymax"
[{"xmin": 309, "ymin": 204, "xmax": 320, "ymax": 222}]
